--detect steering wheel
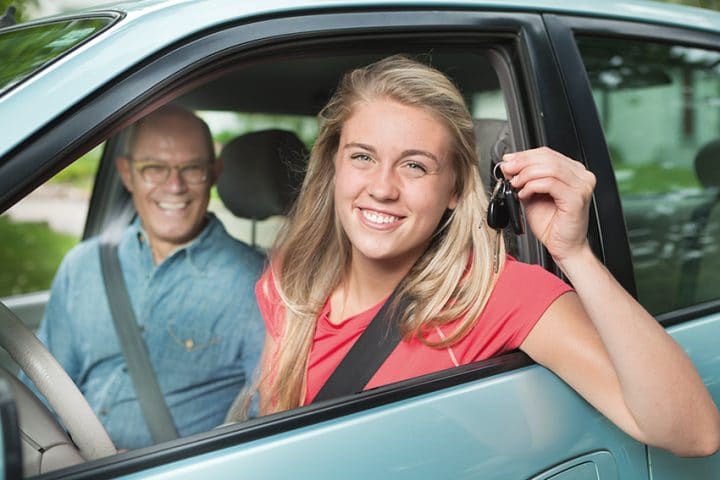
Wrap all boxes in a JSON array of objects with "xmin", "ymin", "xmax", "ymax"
[{"xmin": 0, "ymin": 302, "xmax": 116, "ymax": 467}]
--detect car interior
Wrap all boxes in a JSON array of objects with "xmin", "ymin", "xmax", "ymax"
[{"xmin": 1, "ymin": 45, "xmax": 531, "ymax": 477}]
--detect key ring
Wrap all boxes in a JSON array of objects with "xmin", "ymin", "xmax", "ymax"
[{"xmin": 492, "ymin": 161, "xmax": 506, "ymax": 182}]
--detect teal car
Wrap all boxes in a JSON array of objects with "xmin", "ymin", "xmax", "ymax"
[{"xmin": 0, "ymin": 0, "xmax": 719, "ymax": 478}]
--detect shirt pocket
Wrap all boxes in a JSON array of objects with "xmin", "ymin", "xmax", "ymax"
[{"xmin": 158, "ymin": 322, "xmax": 227, "ymax": 382}]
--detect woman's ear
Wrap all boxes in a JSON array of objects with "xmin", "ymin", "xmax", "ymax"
[{"xmin": 447, "ymin": 192, "xmax": 458, "ymax": 210}]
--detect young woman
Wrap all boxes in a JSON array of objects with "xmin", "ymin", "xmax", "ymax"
[{"xmin": 256, "ymin": 55, "xmax": 720, "ymax": 456}]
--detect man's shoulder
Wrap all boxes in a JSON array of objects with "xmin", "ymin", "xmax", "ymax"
[
  {"xmin": 61, "ymin": 236, "xmax": 102, "ymax": 266},
  {"xmin": 49, "ymin": 236, "xmax": 103, "ymax": 287}
]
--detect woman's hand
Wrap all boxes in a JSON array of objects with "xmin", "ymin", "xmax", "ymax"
[{"xmin": 500, "ymin": 147, "xmax": 596, "ymax": 264}]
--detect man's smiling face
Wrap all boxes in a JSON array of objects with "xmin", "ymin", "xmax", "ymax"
[{"xmin": 117, "ymin": 108, "xmax": 219, "ymax": 262}]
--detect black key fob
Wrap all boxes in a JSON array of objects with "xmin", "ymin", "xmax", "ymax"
[
  {"xmin": 487, "ymin": 195, "xmax": 509, "ymax": 230},
  {"xmin": 502, "ymin": 179, "xmax": 525, "ymax": 235}
]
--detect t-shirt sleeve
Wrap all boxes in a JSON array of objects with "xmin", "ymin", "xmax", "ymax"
[
  {"xmin": 255, "ymin": 268, "xmax": 284, "ymax": 339},
  {"xmin": 494, "ymin": 256, "xmax": 573, "ymax": 350}
]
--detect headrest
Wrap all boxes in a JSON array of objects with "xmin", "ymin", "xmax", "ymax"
[
  {"xmin": 473, "ymin": 119, "xmax": 511, "ymax": 191},
  {"xmin": 217, "ymin": 129, "xmax": 307, "ymax": 220},
  {"xmin": 695, "ymin": 139, "xmax": 720, "ymax": 189}
]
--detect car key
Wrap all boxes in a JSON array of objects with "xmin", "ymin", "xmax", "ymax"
[
  {"xmin": 486, "ymin": 177, "xmax": 509, "ymax": 273},
  {"xmin": 502, "ymin": 178, "xmax": 525, "ymax": 235},
  {"xmin": 490, "ymin": 140, "xmax": 525, "ymax": 236}
]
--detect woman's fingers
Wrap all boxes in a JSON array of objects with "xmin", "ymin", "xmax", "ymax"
[{"xmin": 500, "ymin": 147, "xmax": 595, "ymax": 204}]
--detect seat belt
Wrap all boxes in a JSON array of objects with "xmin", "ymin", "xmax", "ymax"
[
  {"xmin": 99, "ymin": 239, "xmax": 179, "ymax": 443},
  {"xmin": 313, "ymin": 287, "xmax": 409, "ymax": 402}
]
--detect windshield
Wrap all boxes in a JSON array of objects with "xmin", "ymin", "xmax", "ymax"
[{"xmin": 0, "ymin": 16, "xmax": 115, "ymax": 96}]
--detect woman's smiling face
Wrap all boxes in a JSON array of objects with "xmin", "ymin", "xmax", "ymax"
[{"xmin": 333, "ymin": 97, "xmax": 458, "ymax": 270}]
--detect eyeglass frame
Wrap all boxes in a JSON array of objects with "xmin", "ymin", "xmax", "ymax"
[{"xmin": 128, "ymin": 157, "xmax": 214, "ymax": 186}]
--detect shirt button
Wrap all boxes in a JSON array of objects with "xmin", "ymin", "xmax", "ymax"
[{"xmin": 99, "ymin": 408, "xmax": 108, "ymax": 416}]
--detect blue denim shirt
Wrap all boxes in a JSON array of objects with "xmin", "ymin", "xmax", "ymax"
[{"xmin": 26, "ymin": 214, "xmax": 265, "ymax": 450}]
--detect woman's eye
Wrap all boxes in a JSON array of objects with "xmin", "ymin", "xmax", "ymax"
[
  {"xmin": 351, "ymin": 153, "xmax": 372, "ymax": 162},
  {"xmin": 404, "ymin": 161, "xmax": 428, "ymax": 175},
  {"xmin": 350, "ymin": 153, "xmax": 374, "ymax": 167}
]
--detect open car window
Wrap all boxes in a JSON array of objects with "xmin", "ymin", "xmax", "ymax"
[{"xmin": 3, "ymin": 42, "xmax": 522, "ymax": 474}]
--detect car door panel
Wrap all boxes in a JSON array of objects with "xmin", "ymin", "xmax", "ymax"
[
  {"xmin": 111, "ymin": 364, "xmax": 645, "ymax": 479},
  {"xmin": 649, "ymin": 315, "xmax": 720, "ymax": 478}
]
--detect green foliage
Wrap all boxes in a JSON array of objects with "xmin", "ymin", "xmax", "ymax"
[
  {"xmin": 614, "ymin": 163, "xmax": 699, "ymax": 195},
  {"xmin": 218, "ymin": 112, "xmax": 318, "ymax": 151},
  {"xmin": 0, "ymin": 216, "xmax": 77, "ymax": 296},
  {"xmin": 0, "ymin": 16, "xmax": 110, "ymax": 94},
  {"xmin": 50, "ymin": 146, "xmax": 101, "ymax": 189},
  {"xmin": 0, "ymin": 0, "xmax": 38, "ymax": 24},
  {"xmin": 655, "ymin": 0, "xmax": 720, "ymax": 10}
]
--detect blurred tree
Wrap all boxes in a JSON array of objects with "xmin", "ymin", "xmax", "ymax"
[
  {"xmin": 0, "ymin": 0, "xmax": 39, "ymax": 24},
  {"xmin": 656, "ymin": 0, "xmax": 720, "ymax": 10}
]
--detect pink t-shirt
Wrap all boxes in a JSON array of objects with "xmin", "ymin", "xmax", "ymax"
[{"xmin": 257, "ymin": 256, "xmax": 572, "ymax": 406}]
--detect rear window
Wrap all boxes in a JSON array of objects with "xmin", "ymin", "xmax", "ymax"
[{"xmin": 0, "ymin": 16, "xmax": 115, "ymax": 96}]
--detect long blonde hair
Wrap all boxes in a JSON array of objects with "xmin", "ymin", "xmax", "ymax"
[{"xmin": 263, "ymin": 55, "xmax": 504, "ymax": 413}]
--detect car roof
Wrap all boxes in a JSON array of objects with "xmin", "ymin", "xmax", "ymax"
[
  {"xmin": 1, "ymin": 0, "xmax": 718, "ymax": 159},
  {"xmin": 84, "ymin": 0, "xmax": 720, "ymax": 33}
]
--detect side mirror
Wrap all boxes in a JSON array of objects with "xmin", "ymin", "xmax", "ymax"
[{"xmin": 0, "ymin": 378, "xmax": 22, "ymax": 480}]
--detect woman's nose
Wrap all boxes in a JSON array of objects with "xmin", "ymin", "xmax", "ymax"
[{"xmin": 366, "ymin": 165, "xmax": 400, "ymax": 201}]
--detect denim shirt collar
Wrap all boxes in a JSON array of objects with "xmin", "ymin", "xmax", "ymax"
[{"xmin": 125, "ymin": 212, "xmax": 223, "ymax": 276}]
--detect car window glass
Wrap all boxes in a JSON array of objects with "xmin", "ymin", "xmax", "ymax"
[
  {"xmin": 0, "ymin": 17, "xmax": 113, "ymax": 96},
  {"xmin": 577, "ymin": 36, "xmax": 720, "ymax": 315}
]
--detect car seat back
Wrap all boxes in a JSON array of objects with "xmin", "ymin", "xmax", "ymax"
[{"xmin": 216, "ymin": 129, "xmax": 308, "ymax": 247}]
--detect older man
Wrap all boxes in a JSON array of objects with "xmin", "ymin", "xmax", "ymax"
[{"xmin": 28, "ymin": 105, "xmax": 264, "ymax": 449}]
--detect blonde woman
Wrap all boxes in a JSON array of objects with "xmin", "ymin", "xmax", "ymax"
[{"xmin": 256, "ymin": 55, "xmax": 720, "ymax": 456}]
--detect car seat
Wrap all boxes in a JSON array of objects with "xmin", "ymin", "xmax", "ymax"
[{"xmin": 216, "ymin": 129, "xmax": 308, "ymax": 248}]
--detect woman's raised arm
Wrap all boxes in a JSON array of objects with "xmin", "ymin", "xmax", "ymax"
[{"xmin": 504, "ymin": 147, "xmax": 720, "ymax": 457}]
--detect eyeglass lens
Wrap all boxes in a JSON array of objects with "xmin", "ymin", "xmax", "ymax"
[{"xmin": 136, "ymin": 162, "xmax": 209, "ymax": 185}]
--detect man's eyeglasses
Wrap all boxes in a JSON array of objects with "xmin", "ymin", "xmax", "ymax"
[{"xmin": 132, "ymin": 160, "xmax": 211, "ymax": 185}]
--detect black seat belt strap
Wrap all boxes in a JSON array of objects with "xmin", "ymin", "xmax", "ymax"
[
  {"xmin": 99, "ymin": 239, "xmax": 179, "ymax": 443},
  {"xmin": 313, "ymin": 288, "xmax": 409, "ymax": 402}
]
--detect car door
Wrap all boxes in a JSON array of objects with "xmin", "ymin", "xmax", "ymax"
[
  {"xmin": 545, "ymin": 12, "xmax": 720, "ymax": 479},
  {"xmin": 0, "ymin": 8, "xmax": 652, "ymax": 480}
]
